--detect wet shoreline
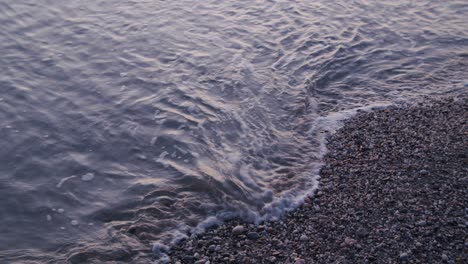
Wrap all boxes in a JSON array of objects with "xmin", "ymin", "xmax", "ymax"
[{"xmin": 168, "ymin": 97, "xmax": 467, "ymax": 264}]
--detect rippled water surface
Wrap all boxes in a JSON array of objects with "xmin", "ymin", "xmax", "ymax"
[{"xmin": 0, "ymin": 0, "xmax": 467, "ymax": 262}]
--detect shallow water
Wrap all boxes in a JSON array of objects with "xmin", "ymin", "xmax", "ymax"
[{"xmin": 0, "ymin": 0, "xmax": 466, "ymax": 262}]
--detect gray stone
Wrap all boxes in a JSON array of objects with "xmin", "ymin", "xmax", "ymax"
[
  {"xmin": 232, "ymin": 225, "xmax": 246, "ymax": 236},
  {"xmin": 356, "ymin": 228, "xmax": 369, "ymax": 238},
  {"xmin": 442, "ymin": 253, "xmax": 448, "ymax": 262},
  {"xmin": 341, "ymin": 237, "xmax": 357, "ymax": 247},
  {"xmin": 247, "ymin": 232, "xmax": 260, "ymax": 240},
  {"xmin": 208, "ymin": 245, "xmax": 216, "ymax": 252},
  {"xmin": 399, "ymin": 252, "xmax": 409, "ymax": 262},
  {"xmin": 295, "ymin": 258, "xmax": 306, "ymax": 264}
]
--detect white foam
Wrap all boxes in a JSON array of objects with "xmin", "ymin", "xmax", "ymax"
[
  {"xmin": 191, "ymin": 216, "xmax": 222, "ymax": 236},
  {"xmin": 159, "ymin": 151, "xmax": 169, "ymax": 159},
  {"xmin": 152, "ymin": 242, "xmax": 169, "ymax": 258},
  {"xmin": 156, "ymin": 118, "xmax": 166, "ymax": 125},
  {"xmin": 56, "ymin": 175, "xmax": 77, "ymax": 188},
  {"xmin": 81, "ymin": 173, "xmax": 95, "ymax": 181},
  {"xmin": 174, "ymin": 145, "xmax": 188, "ymax": 155}
]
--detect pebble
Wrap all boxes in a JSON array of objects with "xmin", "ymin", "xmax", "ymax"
[
  {"xmin": 356, "ymin": 227, "xmax": 368, "ymax": 238},
  {"xmin": 416, "ymin": 220, "xmax": 427, "ymax": 226},
  {"xmin": 294, "ymin": 259, "xmax": 306, "ymax": 264},
  {"xmin": 232, "ymin": 225, "xmax": 246, "ymax": 236},
  {"xmin": 247, "ymin": 232, "xmax": 260, "ymax": 240},
  {"xmin": 400, "ymin": 252, "xmax": 409, "ymax": 261},
  {"xmin": 441, "ymin": 253, "xmax": 448, "ymax": 262},
  {"xmin": 341, "ymin": 237, "xmax": 357, "ymax": 247},
  {"xmin": 208, "ymin": 245, "xmax": 216, "ymax": 252},
  {"xmin": 299, "ymin": 234, "xmax": 308, "ymax": 241}
]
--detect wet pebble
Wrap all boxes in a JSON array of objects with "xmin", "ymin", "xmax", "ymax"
[
  {"xmin": 247, "ymin": 232, "xmax": 260, "ymax": 240},
  {"xmin": 232, "ymin": 225, "xmax": 245, "ymax": 236}
]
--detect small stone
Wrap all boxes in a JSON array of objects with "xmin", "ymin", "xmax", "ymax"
[
  {"xmin": 193, "ymin": 252, "xmax": 200, "ymax": 259},
  {"xmin": 341, "ymin": 237, "xmax": 357, "ymax": 247},
  {"xmin": 208, "ymin": 245, "xmax": 216, "ymax": 252},
  {"xmin": 271, "ymin": 238, "xmax": 281, "ymax": 246},
  {"xmin": 419, "ymin": 169, "xmax": 428, "ymax": 175},
  {"xmin": 416, "ymin": 220, "xmax": 427, "ymax": 226},
  {"xmin": 295, "ymin": 259, "xmax": 306, "ymax": 264},
  {"xmin": 183, "ymin": 256, "xmax": 195, "ymax": 262},
  {"xmin": 400, "ymin": 252, "xmax": 409, "ymax": 262},
  {"xmin": 442, "ymin": 254, "xmax": 448, "ymax": 262},
  {"xmin": 247, "ymin": 232, "xmax": 260, "ymax": 240},
  {"xmin": 71, "ymin": 220, "xmax": 79, "ymax": 226},
  {"xmin": 232, "ymin": 225, "xmax": 246, "ymax": 236},
  {"xmin": 299, "ymin": 234, "xmax": 308, "ymax": 241},
  {"xmin": 356, "ymin": 228, "xmax": 368, "ymax": 238}
]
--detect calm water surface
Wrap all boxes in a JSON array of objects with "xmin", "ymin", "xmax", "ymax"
[{"xmin": 0, "ymin": 0, "xmax": 466, "ymax": 263}]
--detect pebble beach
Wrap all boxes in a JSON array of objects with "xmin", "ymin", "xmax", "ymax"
[{"xmin": 168, "ymin": 97, "xmax": 467, "ymax": 264}]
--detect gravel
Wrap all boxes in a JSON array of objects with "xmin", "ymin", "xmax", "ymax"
[{"xmin": 168, "ymin": 97, "xmax": 467, "ymax": 263}]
